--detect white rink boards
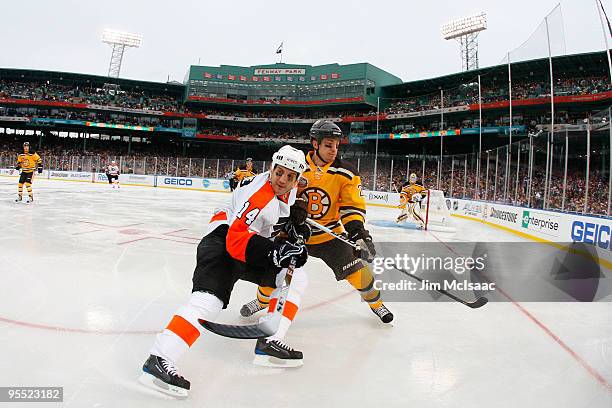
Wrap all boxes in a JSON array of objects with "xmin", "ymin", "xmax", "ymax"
[{"xmin": 1, "ymin": 178, "xmax": 610, "ymax": 408}]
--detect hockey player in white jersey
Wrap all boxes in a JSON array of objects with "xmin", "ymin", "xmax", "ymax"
[
  {"xmin": 105, "ymin": 161, "xmax": 120, "ymax": 189},
  {"xmin": 140, "ymin": 145, "xmax": 310, "ymax": 398}
]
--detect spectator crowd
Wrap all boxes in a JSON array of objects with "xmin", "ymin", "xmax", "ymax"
[
  {"xmin": 2, "ymin": 75, "xmax": 609, "ymax": 122},
  {"xmin": 385, "ymin": 75, "xmax": 611, "ymax": 115},
  {"xmin": 1, "ymin": 133, "xmax": 610, "ymax": 216}
]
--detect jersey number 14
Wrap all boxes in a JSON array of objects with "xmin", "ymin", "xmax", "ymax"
[{"xmin": 236, "ymin": 201, "xmax": 261, "ymax": 226}]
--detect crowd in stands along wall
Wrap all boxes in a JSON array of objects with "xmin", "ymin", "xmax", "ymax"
[
  {"xmin": 1, "ymin": 134, "xmax": 609, "ymax": 216},
  {"xmin": 384, "ymin": 75, "xmax": 611, "ymax": 115},
  {"xmin": 1, "ymin": 74, "xmax": 610, "ymax": 120},
  {"xmin": 0, "ymin": 80, "xmax": 180, "ymax": 111}
]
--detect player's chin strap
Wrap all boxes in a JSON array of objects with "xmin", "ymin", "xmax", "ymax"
[
  {"xmin": 314, "ymin": 148, "xmax": 330, "ymax": 165},
  {"xmin": 305, "ymin": 218, "xmax": 488, "ymax": 309}
]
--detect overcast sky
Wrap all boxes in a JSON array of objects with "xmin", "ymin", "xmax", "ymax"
[{"xmin": 0, "ymin": 0, "xmax": 609, "ymax": 83}]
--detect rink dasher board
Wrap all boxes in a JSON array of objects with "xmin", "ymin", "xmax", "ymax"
[
  {"xmin": 450, "ymin": 198, "xmax": 612, "ymax": 270},
  {"xmin": 0, "ymin": 169, "xmax": 229, "ymax": 192},
  {"xmin": 0, "ymin": 168, "xmax": 405, "ymax": 207}
]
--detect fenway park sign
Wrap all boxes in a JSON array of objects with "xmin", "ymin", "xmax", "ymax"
[{"xmin": 253, "ymin": 68, "xmax": 306, "ymax": 75}]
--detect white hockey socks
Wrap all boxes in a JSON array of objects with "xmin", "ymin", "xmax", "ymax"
[{"xmin": 150, "ymin": 291, "xmax": 223, "ymax": 364}]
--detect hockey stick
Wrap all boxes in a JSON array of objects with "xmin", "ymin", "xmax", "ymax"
[
  {"xmin": 305, "ymin": 218, "xmax": 488, "ymax": 309},
  {"xmin": 199, "ymin": 251, "xmax": 300, "ymax": 339}
]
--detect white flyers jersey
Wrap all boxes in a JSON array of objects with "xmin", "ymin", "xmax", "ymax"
[
  {"xmin": 106, "ymin": 165, "xmax": 120, "ymax": 175},
  {"xmin": 206, "ymin": 171, "xmax": 296, "ymax": 263}
]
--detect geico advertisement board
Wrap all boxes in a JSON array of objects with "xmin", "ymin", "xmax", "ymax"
[
  {"xmin": 568, "ymin": 216, "xmax": 612, "ymax": 250},
  {"xmin": 565, "ymin": 214, "xmax": 612, "ymax": 267},
  {"xmin": 159, "ymin": 177, "xmax": 230, "ymax": 191},
  {"xmin": 161, "ymin": 177, "xmax": 196, "ymax": 187}
]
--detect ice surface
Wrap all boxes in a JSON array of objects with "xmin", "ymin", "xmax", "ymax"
[{"xmin": 1, "ymin": 178, "xmax": 610, "ymax": 407}]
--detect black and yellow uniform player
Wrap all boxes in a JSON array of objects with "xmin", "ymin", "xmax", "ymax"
[
  {"xmin": 229, "ymin": 158, "xmax": 256, "ymax": 191},
  {"xmin": 13, "ymin": 142, "xmax": 42, "ymax": 203},
  {"xmin": 396, "ymin": 173, "xmax": 428, "ymax": 227},
  {"xmin": 241, "ymin": 120, "xmax": 394, "ymax": 323}
]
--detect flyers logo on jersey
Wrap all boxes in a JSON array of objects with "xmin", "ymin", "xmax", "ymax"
[{"xmin": 301, "ymin": 187, "xmax": 330, "ymax": 220}]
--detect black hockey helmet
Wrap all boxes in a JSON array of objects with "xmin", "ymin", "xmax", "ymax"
[
  {"xmin": 309, "ymin": 120, "xmax": 342, "ymax": 143},
  {"xmin": 23, "ymin": 142, "xmax": 30, "ymax": 147}
]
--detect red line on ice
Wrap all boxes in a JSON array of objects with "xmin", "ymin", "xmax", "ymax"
[
  {"xmin": 72, "ymin": 229, "xmax": 104, "ymax": 236},
  {"xmin": 117, "ymin": 236, "xmax": 195, "ymax": 246},
  {"xmin": 162, "ymin": 229, "xmax": 200, "ymax": 240},
  {"xmin": 78, "ymin": 221, "xmax": 144, "ymax": 228},
  {"xmin": 302, "ymin": 290, "xmax": 355, "ymax": 312},
  {"xmin": 0, "ymin": 292, "xmax": 356, "ymax": 336},
  {"xmin": 0, "ymin": 316, "xmax": 159, "ymax": 335}
]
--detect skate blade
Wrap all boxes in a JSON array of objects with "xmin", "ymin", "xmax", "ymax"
[
  {"xmin": 252, "ymin": 355, "xmax": 303, "ymax": 368},
  {"xmin": 138, "ymin": 372, "xmax": 188, "ymax": 399}
]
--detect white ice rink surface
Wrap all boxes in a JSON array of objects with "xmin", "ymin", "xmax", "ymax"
[{"xmin": 1, "ymin": 178, "xmax": 611, "ymax": 408}]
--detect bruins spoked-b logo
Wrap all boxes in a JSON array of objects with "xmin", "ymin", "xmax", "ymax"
[{"xmin": 301, "ymin": 187, "xmax": 331, "ymax": 219}]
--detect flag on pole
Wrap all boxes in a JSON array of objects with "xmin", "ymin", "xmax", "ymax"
[{"xmin": 276, "ymin": 42, "xmax": 283, "ymax": 54}]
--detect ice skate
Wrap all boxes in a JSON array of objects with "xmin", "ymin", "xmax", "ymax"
[
  {"xmin": 139, "ymin": 354, "xmax": 189, "ymax": 399},
  {"xmin": 253, "ymin": 338, "xmax": 303, "ymax": 368}
]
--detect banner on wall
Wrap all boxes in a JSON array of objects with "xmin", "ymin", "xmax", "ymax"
[{"xmin": 448, "ymin": 198, "xmax": 612, "ymax": 244}]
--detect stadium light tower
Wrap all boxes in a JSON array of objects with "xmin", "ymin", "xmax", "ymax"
[
  {"xmin": 441, "ymin": 12, "xmax": 487, "ymax": 71},
  {"xmin": 101, "ymin": 29, "xmax": 143, "ymax": 78}
]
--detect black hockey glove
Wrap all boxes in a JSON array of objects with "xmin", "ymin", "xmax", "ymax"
[
  {"xmin": 269, "ymin": 241, "xmax": 308, "ymax": 269},
  {"xmin": 289, "ymin": 198, "xmax": 308, "ymax": 226},
  {"xmin": 347, "ymin": 226, "xmax": 376, "ymax": 263},
  {"xmin": 37, "ymin": 166, "xmax": 43, "ymax": 174},
  {"xmin": 282, "ymin": 221, "xmax": 311, "ymax": 244}
]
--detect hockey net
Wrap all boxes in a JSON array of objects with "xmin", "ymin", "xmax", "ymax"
[{"xmin": 422, "ymin": 189, "xmax": 455, "ymax": 231}]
